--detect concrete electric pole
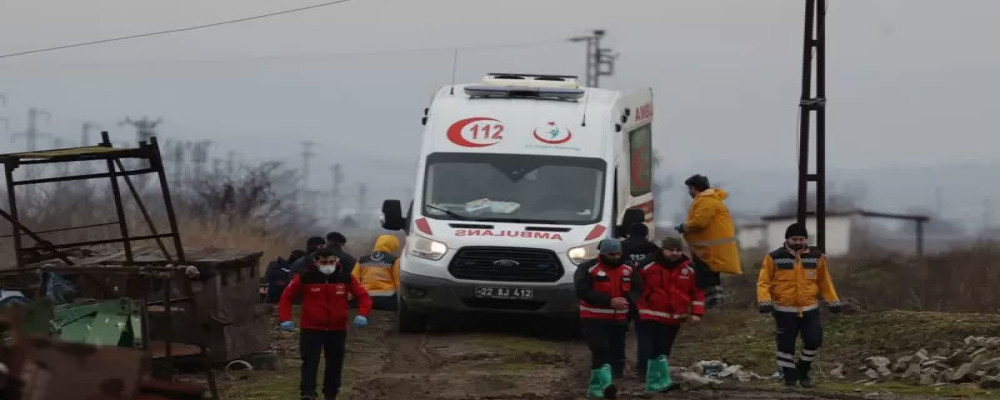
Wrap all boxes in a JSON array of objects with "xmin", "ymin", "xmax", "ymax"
[
  {"xmin": 12, "ymin": 108, "xmax": 52, "ymax": 151},
  {"xmin": 568, "ymin": 29, "xmax": 618, "ymax": 88}
]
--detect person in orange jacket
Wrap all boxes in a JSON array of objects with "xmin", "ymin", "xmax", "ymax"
[
  {"xmin": 279, "ymin": 247, "xmax": 372, "ymax": 400},
  {"xmin": 351, "ymin": 235, "xmax": 401, "ymax": 311},
  {"xmin": 757, "ymin": 223, "xmax": 842, "ymax": 389}
]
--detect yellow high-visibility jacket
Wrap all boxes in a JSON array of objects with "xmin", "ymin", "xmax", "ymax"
[
  {"xmin": 682, "ymin": 188, "xmax": 742, "ymax": 274},
  {"xmin": 756, "ymin": 246, "xmax": 840, "ymax": 314},
  {"xmin": 351, "ymin": 235, "xmax": 401, "ymax": 297}
]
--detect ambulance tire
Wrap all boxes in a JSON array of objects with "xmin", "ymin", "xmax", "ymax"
[{"xmin": 397, "ymin": 298, "xmax": 427, "ymax": 333}]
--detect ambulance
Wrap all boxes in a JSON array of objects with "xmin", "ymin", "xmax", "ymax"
[{"xmin": 380, "ymin": 73, "xmax": 655, "ymax": 332}]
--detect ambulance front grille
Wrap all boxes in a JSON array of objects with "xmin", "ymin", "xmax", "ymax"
[{"xmin": 448, "ymin": 246, "xmax": 564, "ymax": 283}]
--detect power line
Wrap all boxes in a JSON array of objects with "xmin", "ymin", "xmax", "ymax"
[
  {"xmin": 0, "ymin": 0, "xmax": 356, "ymax": 60},
  {"xmin": 1, "ymin": 39, "xmax": 569, "ymax": 69}
]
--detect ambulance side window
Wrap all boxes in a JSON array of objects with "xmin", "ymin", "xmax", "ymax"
[{"xmin": 628, "ymin": 125, "xmax": 653, "ymax": 196}]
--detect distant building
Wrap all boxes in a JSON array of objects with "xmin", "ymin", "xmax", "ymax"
[{"xmin": 738, "ymin": 209, "xmax": 930, "ymax": 257}]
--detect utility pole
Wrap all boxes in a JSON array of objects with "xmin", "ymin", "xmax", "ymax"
[
  {"xmin": 120, "ymin": 117, "xmax": 162, "ymax": 144},
  {"xmin": 795, "ymin": 0, "xmax": 828, "ymax": 251},
  {"xmin": 82, "ymin": 122, "xmax": 102, "ymax": 146},
  {"xmin": 0, "ymin": 95, "xmax": 8, "ymax": 140},
  {"xmin": 12, "ymin": 108, "xmax": 52, "ymax": 151},
  {"xmin": 226, "ymin": 151, "xmax": 238, "ymax": 176},
  {"xmin": 190, "ymin": 140, "xmax": 212, "ymax": 183},
  {"xmin": 330, "ymin": 164, "xmax": 343, "ymax": 222},
  {"xmin": 358, "ymin": 183, "xmax": 368, "ymax": 219},
  {"xmin": 568, "ymin": 29, "xmax": 618, "ymax": 88},
  {"xmin": 301, "ymin": 141, "xmax": 316, "ymax": 214}
]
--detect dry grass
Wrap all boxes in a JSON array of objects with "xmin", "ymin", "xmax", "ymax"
[
  {"xmin": 723, "ymin": 241, "xmax": 1000, "ymax": 313},
  {"xmin": 179, "ymin": 219, "xmax": 296, "ymax": 273}
]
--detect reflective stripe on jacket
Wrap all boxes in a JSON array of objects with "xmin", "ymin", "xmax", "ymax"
[
  {"xmin": 574, "ymin": 259, "xmax": 640, "ymax": 322},
  {"xmin": 352, "ymin": 235, "xmax": 401, "ymax": 297},
  {"xmin": 756, "ymin": 247, "xmax": 839, "ymax": 315},
  {"xmin": 636, "ymin": 256, "xmax": 706, "ymax": 324},
  {"xmin": 682, "ymin": 188, "xmax": 742, "ymax": 275}
]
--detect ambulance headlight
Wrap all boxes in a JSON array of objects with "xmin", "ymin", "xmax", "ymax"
[
  {"xmin": 408, "ymin": 236, "xmax": 448, "ymax": 261},
  {"xmin": 568, "ymin": 242, "xmax": 600, "ymax": 265}
]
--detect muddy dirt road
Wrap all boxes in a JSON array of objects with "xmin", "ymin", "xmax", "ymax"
[{"xmin": 344, "ymin": 312, "xmax": 870, "ymax": 400}]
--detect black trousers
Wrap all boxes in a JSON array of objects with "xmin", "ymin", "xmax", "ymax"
[
  {"xmin": 350, "ymin": 295, "xmax": 397, "ymax": 311},
  {"xmin": 773, "ymin": 309, "xmax": 822, "ymax": 375},
  {"xmin": 636, "ymin": 320, "xmax": 680, "ymax": 373},
  {"xmin": 300, "ymin": 329, "xmax": 347, "ymax": 398},
  {"xmin": 581, "ymin": 319, "xmax": 628, "ymax": 374},
  {"xmin": 691, "ymin": 254, "xmax": 721, "ymax": 290}
]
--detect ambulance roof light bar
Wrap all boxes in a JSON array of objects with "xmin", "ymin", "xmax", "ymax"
[
  {"xmin": 482, "ymin": 73, "xmax": 580, "ymax": 89},
  {"xmin": 464, "ymin": 85, "xmax": 585, "ymax": 101}
]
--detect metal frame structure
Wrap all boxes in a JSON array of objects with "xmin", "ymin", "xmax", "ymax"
[
  {"xmin": 796, "ymin": 0, "xmax": 829, "ymax": 251},
  {"xmin": 0, "ymin": 131, "xmax": 184, "ymax": 268},
  {"xmin": 0, "ymin": 132, "xmax": 219, "ymax": 398}
]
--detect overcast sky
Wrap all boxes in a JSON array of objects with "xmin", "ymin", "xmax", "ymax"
[{"xmin": 2, "ymin": 0, "xmax": 999, "ymax": 219}]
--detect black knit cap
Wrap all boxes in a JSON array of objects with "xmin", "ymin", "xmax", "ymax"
[
  {"xmin": 785, "ymin": 223, "xmax": 808, "ymax": 239},
  {"xmin": 684, "ymin": 174, "xmax": 710, "ymax": 191}
]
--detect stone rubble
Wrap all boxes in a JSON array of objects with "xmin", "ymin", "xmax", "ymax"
[{"xmin": 843, "ymin": 336, "xmax": 1000, "ymax": 389}]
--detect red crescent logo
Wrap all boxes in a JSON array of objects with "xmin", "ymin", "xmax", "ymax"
[
  {"xmin": 447, "ymin": 117, "xmax": 502, "ymax": 148},
  {"xmin": 533, "ymin": 128, "xmax": 573, "ymax": 144}
]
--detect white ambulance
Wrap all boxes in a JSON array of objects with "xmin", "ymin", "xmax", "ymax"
[{"xmin": 380, "ymin": 73, "xmax": 655, "ymax": 332}]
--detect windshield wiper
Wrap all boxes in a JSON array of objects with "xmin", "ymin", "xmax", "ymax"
[{"xmin": 425, "ymin": 204, "xmax": 471, "ymax": 220}]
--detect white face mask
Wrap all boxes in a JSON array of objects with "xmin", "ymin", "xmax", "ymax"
[{"xmin": 318, "ymin": 266, "xmax": 336, "ymax": 275}]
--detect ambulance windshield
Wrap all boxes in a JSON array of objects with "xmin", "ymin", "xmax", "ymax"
[{"xmin": 422, "ymin": 153, "xmax": 606, "ymax": 225}]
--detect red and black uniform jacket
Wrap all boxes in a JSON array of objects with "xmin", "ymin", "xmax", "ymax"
[
  {"xmin": 636, "ymin": 255, "xmax": 706, "ymax": 325},
  {"xmin": 279, "ymin": 263, "xmax": 372, "ymax": 331},
  {"xmin": 574, "ymin": 258, "xmax": 642, "ymax": 323}
]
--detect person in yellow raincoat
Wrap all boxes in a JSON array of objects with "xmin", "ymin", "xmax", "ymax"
[
  {"xmin": 674, "ymin": 174, "xmax": 741, "ymax": 307},
  {"xmin": 757, "ymin": 223, "xmax": 842, "ymax": 389},
  {"xmin": 351, "ymin": 235, "xmax": 401, "ymax": 311}
]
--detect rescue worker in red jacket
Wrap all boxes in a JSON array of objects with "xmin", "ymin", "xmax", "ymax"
[
  {"xmin": 635, "ymin": 237, "xmax": 706, "ymax": 392},
  {"xmin": 575, "ymin": 238, "xmax": 641, "ymax": 399},
  {"xmin": 279, "ymin": 247, "xmax": 373, "ymax": 400},
  {"xmin": 757, "ymin": 223, "xmax": 842, "ymax": 389}
]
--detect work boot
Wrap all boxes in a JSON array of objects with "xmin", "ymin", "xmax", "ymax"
[
  {"xmin": 645, "ymin": 355, "xmax": 673, "ymax": 393},
  {"xmin": 588, "ymin": 364, "xmax": 615, "ymax": 398},
  {"xmin": 782, "ymin": 367, "xmax": 798, "ymax": 390},
  {"xmin": 797, "ymin": 361, "xmax": 814, "ymax": 388}
]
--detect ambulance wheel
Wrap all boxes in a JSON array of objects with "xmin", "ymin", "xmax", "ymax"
[{"xmin": 397, "ymin": 298, "xmax": 427, "ymax": 333}]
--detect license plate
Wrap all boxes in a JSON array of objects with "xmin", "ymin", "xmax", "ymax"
[{"xmin": 474, "ymin": 286, "xmax": 534, "ymax": 300}]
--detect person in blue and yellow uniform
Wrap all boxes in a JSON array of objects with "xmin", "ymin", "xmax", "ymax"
[
  {"xmin": 757, "ymin": 223, "xmax": 842, "ymax": 389},
  {"xmin": 351, "ymin": 235, "xmax": 401, "ymax": 311},
  {"xmin": 575, "ymin": 238, "xmax": 641, "ymax": 399}
]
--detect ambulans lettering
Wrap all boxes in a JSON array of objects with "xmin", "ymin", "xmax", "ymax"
[
  {"xmin": 447, "ymin": 117, "xmax": 504, "ymax": 148},
  {"xmin": 454, "ymin": 229, "xmax": 564, "ymax": 240}
]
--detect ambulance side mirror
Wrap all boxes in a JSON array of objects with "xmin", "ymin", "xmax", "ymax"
[{"xmin": 381, "ymin": 200, "xmax": 406, "ymax": 231}]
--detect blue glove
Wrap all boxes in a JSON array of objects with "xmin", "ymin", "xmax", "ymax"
[
  {"xmin": 353, "ymin": 315, "xmax": 368, "ymax": 328},
  {"xmin": 675, "ymin": 223, "xmax": 685, "ymax": 234},
  {"xmin": 279, "ymin": 321, "xmax": 295, "ymax": 331}
]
